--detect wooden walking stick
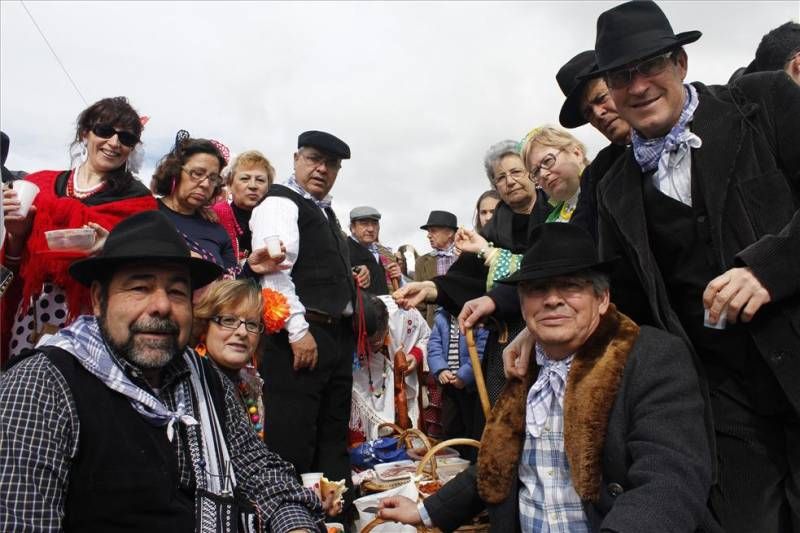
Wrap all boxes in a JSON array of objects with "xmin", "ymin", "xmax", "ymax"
[{"xmin": 466, "ymin": 327, "xmax": 491, "ymax": 420}]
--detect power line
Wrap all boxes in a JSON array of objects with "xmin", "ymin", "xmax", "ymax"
[{"xmin": 19, "ymin": 0, "xmax": 88, "ymax": 106}]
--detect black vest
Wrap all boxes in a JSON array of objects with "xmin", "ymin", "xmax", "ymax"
[
  {"xmin": 347, "ymin": 237, "xmax": 389, "ymax": 295},
  {"xmin": 268, "ymin": 184, "xmax": 354, "ymax": 316},
  {"xmin": 36, "ymin": 347, "xmax": 196, "ymax": 533},
  {"xmin": 642, "ymin": 176, "xmax": 784, "ymax": 412}
]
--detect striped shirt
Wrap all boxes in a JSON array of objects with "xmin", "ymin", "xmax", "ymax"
[{"xmin": 446, "ymin": 315, "xmax": 460, "ymax": 371}]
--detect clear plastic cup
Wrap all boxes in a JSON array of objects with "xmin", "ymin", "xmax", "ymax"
[
  {"xmin": 10, "ymin": 181, "xmax": 40, "ymax": 217},
  {"xmin": 264, "ymin": 235, "xmax": 281, "ymax": 257},
  {"xmin": 300, "ymin": 472, "xmax": 323, "ymax": 499}
]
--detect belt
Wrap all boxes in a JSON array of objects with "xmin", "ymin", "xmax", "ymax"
[{"xmin": 305, "ymin": 310, "xmax": 338, "ymax": 326}]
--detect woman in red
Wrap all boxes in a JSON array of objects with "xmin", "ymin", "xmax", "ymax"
[{"xmin": 1, "ymin": 97, "xmax": 156, "ymax": 360}]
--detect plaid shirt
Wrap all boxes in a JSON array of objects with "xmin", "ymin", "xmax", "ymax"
[
  {"xmin": 0, "ymin": 350, "xmax": 324, "ymax": 533},
  {"xmin": 433, "ymin": 243, "xmax": 457, "ymax": 276},
  {"xmin": 517, "ymin": 345, "xmax": 590, "ymax": 532}
]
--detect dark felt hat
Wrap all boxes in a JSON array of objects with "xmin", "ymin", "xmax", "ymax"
[
  {"xmin": 498, "ymin": 223, "xmax": 616, "ymax": 285},
  {"xmin": 420, "ymin": 210, "xmax": 458, "ymax": 231},
  {"xmin": 69, "ymin": 210, "xmax": 223, "ymax": 287},
  {"xmin": 298, "ymin": 130, "xmax": 351, "ymax": 160},
  {"xmin": 557, "ymin": 50, "xmax": 599, "ymax": 129},
  {"xmin": 587, "ymin": 0, "xmax": 701, "ymax": 77}
]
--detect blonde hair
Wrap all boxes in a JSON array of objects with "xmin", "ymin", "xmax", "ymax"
[
  {"xmin": 224, "ymin": 150, "xmax": 276, "ymax": 187},
  {"xmin": 192, "ymin": 279, "xmax": 264, "ymax": 344},
  {"xmin": 519, "ymin": 125, "xmax": 590, "ymax": 172}
]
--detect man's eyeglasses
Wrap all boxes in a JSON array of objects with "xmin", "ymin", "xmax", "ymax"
[
  {"xmin": 605, "ymin": 52, "xmax": 675, "ymax": 90},
  {"xmin": 494, "ymin": 168, "xmax": 528, "ymax": 185},
  {"xmin": 182, "ymin": 167, "xmax": 223, "ymax": 187},
  {"xmin": 301, "ymin": 151, "xmax": 342, "ymax": 171},
  {"xmin": 211, "ymin": 315, "xmax": 264, "ymax": 334},
  {"xmin": 520, "ymin": 277, "xmax": 592, "ymax": 297},
  {"xmin": 91, "ymin": 123, "xmax": 139, "ymax": 148},
  {"xmin": 529, "ymin": 150, "xmax": 562, "ymax": 180}
]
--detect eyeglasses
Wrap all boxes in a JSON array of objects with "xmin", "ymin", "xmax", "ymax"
[
  {"xmin": 529, "ymin": 150, "xmax": 562, "ymax": 180},
  {"xmin": 211, "ymin": 315, "xmax": 264, "ymax": 334},
  {"xmin": 493, "ymin": 168, "xmax": 528, "ymax": 186},
  {"xmin": 605, "ymin": 52, "xmax": 675, "ymax": 90},
  {"xmin": 91, "ymin": 123, "xmax": 139, "ymax": 148},
  {"xmin": 182, "ymin": 167, "xmax": 223, "ymax": 187},
  {"xmin": 520, "ymin": 278, "xmax": 592, "ymax": 297},
  {"xmin": 301, "ymin": 151, "xmax": 342, "ymax": 171}
]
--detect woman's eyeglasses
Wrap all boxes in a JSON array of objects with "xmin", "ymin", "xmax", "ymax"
[
  {"xmin": 530, "ymin": 150, "xmax": 562, "ymax": 180},
  {"xmin": 211, "ymin": 315, "xmax": 264, "ymax": 334},
  {"xmin": 182, "ymin": 167, "xmax": 223, "ymax": 187},
  {"xmin": 91, "ymin": 123, "xmax": 140, "ymax": 148}
]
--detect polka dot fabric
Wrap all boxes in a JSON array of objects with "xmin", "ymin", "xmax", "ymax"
[{"xmin": 9, "ymin": 283, "xmax": 69, "ymax": 357}]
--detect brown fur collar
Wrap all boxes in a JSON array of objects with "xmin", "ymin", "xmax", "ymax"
[{"xmin": 477, "ymin": 305, "xmax": 640, "ymax": 504}]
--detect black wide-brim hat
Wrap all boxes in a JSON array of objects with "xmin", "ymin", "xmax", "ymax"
[
  {"xmin": 420, "ymin": 210, "xmax": 458, "ymax": 231},
  {"xmin": 583, "ymin": 0, "xmax": 701, "ymax": 78},
  {"xmin": 557, "ymin": 50, "xmax": 599, "ymax": 129},
  {"xmin": 498, "ymin": 223, "xmax": 616, "ymax": 285},
  {"xmin": 69, "ymin": 210, "xmax": 224, "ymax": 287}
]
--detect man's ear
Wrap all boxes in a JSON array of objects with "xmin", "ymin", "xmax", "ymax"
[
  {"xmin": 787, "ymin": 53, "xmax": 800, "ymax": 85},
  {"xmin": 675, "ymin": 48, "xmax": 689, "ymax": 81},
  {"xmin": 90, "ymin": 280, "xmax": 104, "ymax": 316},
  {"xmin": 598, "ymin": 288, "xmax": 611, "ymax": 315}
]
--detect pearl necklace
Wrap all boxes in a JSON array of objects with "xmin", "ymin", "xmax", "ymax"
[{"xmin": 68, "ymin": 166, "xmax": 106, "ymax": 199}]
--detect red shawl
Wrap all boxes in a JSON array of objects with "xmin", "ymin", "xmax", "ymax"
[
  {"xmin": 212, "ymin": 200, "xmax": 242, "ymax": 261},
  {"xmin": 18, "ymin": 170, "xmax": 156, "ymax": 319}
]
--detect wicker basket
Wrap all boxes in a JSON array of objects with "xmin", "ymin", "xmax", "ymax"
[
  {"xmin": 360, "ymin": 438, "xmax": 489, "ymax": 533},
  {"xmin": 360, "ymin": 426, "xmax": 434, "ymax": 494}
]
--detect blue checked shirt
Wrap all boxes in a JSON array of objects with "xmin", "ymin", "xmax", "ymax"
[{"xmin": 517, "ymin": 344, "xmax": 590, "ymax": 532}]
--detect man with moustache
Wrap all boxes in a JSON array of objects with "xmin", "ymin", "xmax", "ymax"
[
  {"xmin": 587, "ymin": 2, "xmax": 800, "ymax": 530},
  {"xmin": 250, "ymin": 130, "xmax": 359, "ymax": 509},
  {"xmin": 0, "ymin": 211, "xmax": 324, "ymax": 533}
]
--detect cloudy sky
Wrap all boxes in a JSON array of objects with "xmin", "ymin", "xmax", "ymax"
[{"xmin": 2, "ymin": 1, "xmax": 798, "ymax": 255}]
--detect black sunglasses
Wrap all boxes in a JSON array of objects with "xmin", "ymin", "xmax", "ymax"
[{"xmin": 91, "ymin": 123, "xmax": 139, "ymax": 148}]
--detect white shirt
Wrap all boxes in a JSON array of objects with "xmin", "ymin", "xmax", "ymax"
[{"xmin": 651, "ymin": 127, "xmax": 702, "ymax": 207}]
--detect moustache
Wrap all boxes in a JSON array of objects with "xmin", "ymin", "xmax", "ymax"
[{"xmin": 130, "ymin": 317, "xmax": 180, "ymax": 335}]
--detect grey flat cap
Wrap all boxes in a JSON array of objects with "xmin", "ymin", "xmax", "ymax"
[{"xmin": 350, "ymin": 206, "xmax": 382, "ymax": 221}]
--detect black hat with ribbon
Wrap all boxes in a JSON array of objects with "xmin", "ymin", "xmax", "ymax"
[
  {"xmin": 420, "ymin": 210, "xmax": 458, "ymax": 231},
  {"xmin": 498, "ymin": 223, "xmax": 616, "ymax": 284},
  {"xmin": 557, "ymin": 50, "xmax": 599, "ymax": 129},
  {"xmin": 586, "ymin": 0, "xmax": 701, "ymax": 77},
  {"xmin": 69, "ymin": 210, "xmax": 223, "ymax": 287}
]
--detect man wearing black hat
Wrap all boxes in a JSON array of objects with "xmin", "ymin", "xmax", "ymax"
[
  {"xmin": 414, "ymin": 210, "xmax": 459, "ymax": 326},
  {"xmin": 586, "ymin": 1, "xmax": 800, "ymax": 529},
  {"xmin": 379, "ymin": 223, "xmax": 716, "ymax": 532},
  {"xmin": 0, "ymin": 211, "xmax": 325, "ymax": 533},
  {"xmin": 250, "ymin": 130, "xmax": 358, "ymax": 507},
  {"xmin": 347, "ymin": 206, "xmax": 402, "ymax": 295}
]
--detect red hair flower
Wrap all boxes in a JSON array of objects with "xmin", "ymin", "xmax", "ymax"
[{"xmin": 261, "ymin": 287, "xmax": 290, "ymax": 334}]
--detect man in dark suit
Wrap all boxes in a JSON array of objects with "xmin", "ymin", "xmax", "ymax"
[
  {"xmin": 379, "ymin": 224, "xmax": 717, "ymax": 532},
  {"xmin": 587, "ymin": 2, "xmax": 800, "ymax": 530},
  {"xmin": 347, "ymin": 206, "xmax": 401, "ymax": 295}
]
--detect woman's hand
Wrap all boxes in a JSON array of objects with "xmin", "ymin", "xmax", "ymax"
[
  {"xmin": 454, "ymin": 227, "xmax": 488, "ymax": 254},
  {"xmin": 321, "ymin": 488, "xmax": 343, "ymax": 517},
  {"xmin": 393, "ymin": 281, "xmax": 437, "ymax": 309},
  {"xmin": 247, "ymin": 242, "xmax": 290, "ymax": 274},
  {"xmin": 86, "ymin": 222, "xmax": 109, "ymax": 256},
  {"xmin": 503, "ymin": 327, "xmax": 534, "ymax": 380},
  {"xmin": 404, "ymin": 353, "xmax": 417, "ymax": 375}
]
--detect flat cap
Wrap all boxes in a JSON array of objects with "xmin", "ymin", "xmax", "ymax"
[
  {"xmin": 298, "ymin": 130, "xmax": 351, "ymax": 159},
  {"xmin": 350, "ymin": 206, "xmax": 382, "ymax": 221}
]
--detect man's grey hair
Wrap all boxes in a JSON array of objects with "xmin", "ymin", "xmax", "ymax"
[
  {"xmin": 575, "ymin": 268, "xmax": 611, "ymax": 295},
  {"xmin": 483, "ymin": 140, "xmax": 520, "ymax": 188}
]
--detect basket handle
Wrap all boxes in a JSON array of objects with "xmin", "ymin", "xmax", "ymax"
[
  {"xmin": 415, "ymin": 438, "xmax": 481, "ymax": 479},
  {"xmin": 377, "ymin": 422, "xmax": 404, "ymax": 437},
  {"xmin": 400, "ymin": 427, "xmax": 432, "ymax": 452}
]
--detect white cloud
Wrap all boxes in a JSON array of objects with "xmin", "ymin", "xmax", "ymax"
[{"xmin": 2, "ymin": 0, "xmax": 797, "ymax": 253}]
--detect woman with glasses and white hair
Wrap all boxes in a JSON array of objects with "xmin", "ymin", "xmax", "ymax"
[
  {"xmin": 151, "ymin": 130, "xmax": 237, "ymax": 276},
  {"xmin": 1, "ymin": 97, "xmax": 156, "ymax": 359}
]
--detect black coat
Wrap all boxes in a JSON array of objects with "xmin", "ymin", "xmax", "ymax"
[
  {"xmin": 424, "ymin": 312, "xmax": 719, "ymax": 532},
  {"xmin": 347, "ymin": 237, "xmax": 389, "ymax": 295},
  {"xmin": 597, "ymin": 72, "xmax": 800, "ymax": 414}
]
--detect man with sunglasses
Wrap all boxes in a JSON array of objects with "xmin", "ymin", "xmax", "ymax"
[
  {"xmin": 250, "ymin": 130, "xmax": 360, "ymax": 514},
  {"xmin": 586, "ymin": 2, "xmax": 800, "ymax": 530}
]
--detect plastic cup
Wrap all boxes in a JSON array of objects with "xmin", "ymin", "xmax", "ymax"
[
  {"xmin": 300, "ymin": 472, "xmax": 323, "ymax": 499},
  {"xmin": 10, "ymin": 181, "xmax": 40, "ymax": 217},
  {"xmin": 703, "ymin": 307, "xmax": 727, "ymax": 330},
  {"xmin": 264, "ymin": 235, "xmax": 281, "ymax": 257}
]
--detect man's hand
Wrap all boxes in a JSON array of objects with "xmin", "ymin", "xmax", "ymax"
[
  {"xmin": 353, "ymin": 265, "xmax": 371, "ymax": 289},
  {"xmin": 290, "ymin": 331, "xmax": 318, "ymax": 371},
  {"xmin": 703, "ymin": 267, "xmax": 772, "ymax": 324},
  {"xmin": 321, "ymin": 488, "xmax": 343, "ymax": 517},
  {"xmin": 248, "ymin": 243, "xmax": 289, "ymax": 274},
  {"xmin": 438, "ymin": 369, "xmax": 455, "ymax": 385},
  {"xmin": 393, "ymin": 281, "xmax": 437, "ymax": 309},
  {"xmin": 378, "ymin": 496, "xmax": 423, "ymax": 525},
  {"xmin": 503, "ymin": 328, "xmax": 534, "ymax": 380},
  {"xmin": 2, "ymin": 186, "xmax": 36, "ymax": 249},
  {"xmin": 386, "ymin": 262, "xmax": 402, "ymax": 280},
  {"xmin": 458, "ymin": 296, "xmax": 496, "ymax": 334}
]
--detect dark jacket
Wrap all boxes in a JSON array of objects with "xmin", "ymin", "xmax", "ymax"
[
  {"xmin": 572, "ymin": 142, "xmax": 627, "ymax": 242},
  {"xmin": 423, "ymin": 309, "xmax": 718, "ymax": 532},
  {"xmin": 347, "ymin": 237, "xmax": 389, "ymax": 295},
  {"xmin": 596, "ymin": 72, "xmax": 800, "ymax": 414}
]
